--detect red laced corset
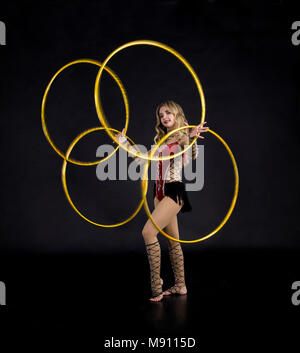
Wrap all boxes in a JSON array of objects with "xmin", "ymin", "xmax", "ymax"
[{"xmin": 155, "ymin": 141, "xmax": 187, "ymax": 201}]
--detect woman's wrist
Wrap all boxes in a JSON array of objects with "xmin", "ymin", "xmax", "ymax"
[
  {"xmin": 190, "ymin": 134, "xmax": 198, "ymax": 140},
  {"xmin": 118, "ymin": 135, "xmax": 128, "ymax": 144}
]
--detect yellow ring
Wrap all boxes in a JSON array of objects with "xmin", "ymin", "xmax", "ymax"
[
  {"xmin": 61, "ymin": 126, "xmax": 145, "ymax": 227},
  {"xmin": 41, "ymin": 59, "xmax": 130, "ymax": 166},
  {"xmin": 141, "ymin": 126, "xmax": 239, "ymax": 243},
  {"xmin": 94, "ymin": 40, "xmax": 205, "ymax": 162}
]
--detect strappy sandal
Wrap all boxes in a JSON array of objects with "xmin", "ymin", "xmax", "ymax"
[
  {"xmin": 164, "ymin": 242, "xmax": 187, "ymax": 296},
  {"xmin": 145, "ymin": 241, "xmax": 164, "ymax": 301},
  {"xmin": 149, "ymin": 278, "xmax": 164, "ymax": 301},
  {"xmin": 163, "ymin": 279, "xmax": 187, "ymax": 296}
]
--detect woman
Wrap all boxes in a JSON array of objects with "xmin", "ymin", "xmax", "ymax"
[{"xmin": 115, "ymin": 100, "xmax": 209, "ymax": 302}]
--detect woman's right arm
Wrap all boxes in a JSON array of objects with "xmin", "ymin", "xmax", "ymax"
[{"xmin": 114, "ymin": 129, "xmax": 154, "ymax": 166}]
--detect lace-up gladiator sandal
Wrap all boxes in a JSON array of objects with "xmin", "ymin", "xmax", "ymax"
[
  {"xmin": 163, "ymin": 242, "xmax": 187, "ymax": 296},
  {"xmin": 145, "ymin": 240, "xmax": 164, "ymax": 302}
]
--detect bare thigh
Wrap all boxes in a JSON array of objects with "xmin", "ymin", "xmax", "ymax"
[
  {"xmin": 154, "ymin": 196, "xmax": 160, "ymax": 208},
  {"xmin": 155, "ymin": 196, "xmax": 180, "ymax": 244},
  {"xmin": 142, "ymin": 196, "xmax": 183, "ymax": 243}
]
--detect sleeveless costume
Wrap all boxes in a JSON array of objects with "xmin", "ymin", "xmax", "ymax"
[{"xmin": 152, "ymin": 141, "xmax": 193, "ymax": 213}]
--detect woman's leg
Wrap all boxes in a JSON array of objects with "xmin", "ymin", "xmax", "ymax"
[
  {"xmin": 154, "ymin": 196, "xmax": 160, "ymax": 208},
  {"xmin": 163, "ymin": 215, "xmax": 187, "ymax": 295},
  {"xmin": 142, "ymin": 196, "xmax": 182, "ymax": 244},
  {"xmin": 142, "ymin": 196, "xmax": 183, "ymax": 301}
]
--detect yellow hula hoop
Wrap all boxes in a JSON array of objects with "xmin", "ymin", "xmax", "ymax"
[
  {"xmin": 141, "ymin": 126, "xmax": 239, "ymax": 243},
  {"xmin": 41, "ymin": 59, "xmax": 130, "ymax": 166},
  {"xmin": 94, "ymin": 40, "xmax": 205, "ymax": 162},
  {"xmin": 61, "ymin": 126, "xmax": 145, "ymax": 227}
]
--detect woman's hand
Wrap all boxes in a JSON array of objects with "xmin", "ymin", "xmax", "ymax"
[
  {"xmin": 113, "ymin": 128, "xmax": 127, "ymax": 144},
  {"xmin": 184, "ymin": 121, "xmax": 209, "ymax": 139}
]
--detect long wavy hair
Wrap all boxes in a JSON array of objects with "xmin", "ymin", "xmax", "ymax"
[{"xmin": 153, "ymin": 100, "xmax": 189, "ymax": 145}]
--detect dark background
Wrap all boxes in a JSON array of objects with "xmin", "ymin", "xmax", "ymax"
[
  {"xmin": 0, "ymin": 0, "xmax": 299, "ymax": 350},
  {"xmin": 0, "ymin": 0, "xmax": 299, "ymax": 253}
]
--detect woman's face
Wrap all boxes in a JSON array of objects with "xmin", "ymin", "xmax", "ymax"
[{"xmin": 159, "ymin": 105, "xmax": 176, "ymax": 130}]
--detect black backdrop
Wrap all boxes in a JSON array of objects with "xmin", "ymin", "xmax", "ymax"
[
  {"xmin": 0, "ymin": 0, "xmax": 299, "ymax": 349},
  {"xmin": 1, "ymin": 0, "xmax": 299, "ymax": 254}
]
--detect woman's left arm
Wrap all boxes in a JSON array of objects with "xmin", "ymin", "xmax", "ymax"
[
  {"xmin": 180, "ymin": 121, "xmax": 210, "ymax": 164},
  {"xmin": 178, "ymin": 133, "xmax": 197, "ymax": 166}
]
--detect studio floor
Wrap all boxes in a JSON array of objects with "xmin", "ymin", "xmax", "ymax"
[{"xmin": 0, "ymin": 248, "xmax": 299, "ymax": 350}]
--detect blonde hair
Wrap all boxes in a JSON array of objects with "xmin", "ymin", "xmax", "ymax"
[
  {"xmin": 153, "ymin": 100, "xmax": 198, "ymax": 160},
  {"xmin": 153, "ymin": 100, "xmax": 189, "ymax": 145}
]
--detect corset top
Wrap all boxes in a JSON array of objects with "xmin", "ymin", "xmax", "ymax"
[{"xmin": 155, "ymin": 141, "xmax": 186, "ymax": 183}]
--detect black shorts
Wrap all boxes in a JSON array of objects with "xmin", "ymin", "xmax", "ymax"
[{"xmin": 153, "ymin": 181, "xmax": 192, "ymax": 213}]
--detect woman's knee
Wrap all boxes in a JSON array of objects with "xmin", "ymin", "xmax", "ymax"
[{"xmin": 142, "ymin": 225, "xmax": 157, "ymax": 242}]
